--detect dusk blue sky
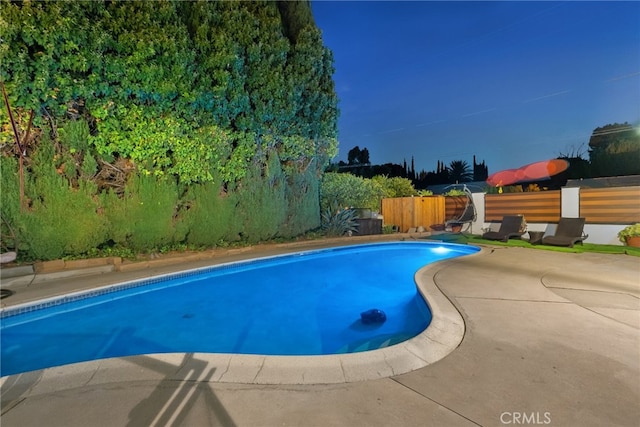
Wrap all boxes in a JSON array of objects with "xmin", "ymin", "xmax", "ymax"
[{"xmin": 312, "ymin": 1, "xmax": 640, "ymax": 174}]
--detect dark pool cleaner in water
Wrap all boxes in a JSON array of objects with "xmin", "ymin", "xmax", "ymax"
[{"xmin": 360, "ymin": 308, "xmax": 386, "ymax": 324}]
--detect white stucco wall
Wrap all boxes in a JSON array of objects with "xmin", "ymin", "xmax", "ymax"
[
  {"xmin": 469, "ymin": 192, "xmax": 485, "ymax": 235},
  {"xmin": 561, "ymin": 187, "xmax": 580, "ymax": 218}
]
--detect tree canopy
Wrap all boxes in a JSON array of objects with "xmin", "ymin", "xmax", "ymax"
[
  {"xmin": 347, "ymin": 146, "xmax": 370, "ymax": 165},
  {"xmin": 0, "ymin": 0, "xmax": 338, "ymax": 185},
  {"xmin": 588, "ymin": 123, "xmax": 640, "ymax": 177},
  {"xmin": 447, "ymin": 160, "xmax": 473, "ymax": 183},
  {"xmin": 0, "ymin": 0, "xmax": 340, "ymax": 260}
]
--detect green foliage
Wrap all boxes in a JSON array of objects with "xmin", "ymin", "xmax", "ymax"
[
  {"xmin": 347, "ymin": 146, "xmax": 370, "ymax": 165},
  {"xmin": 0, "ymin": 0, "xmax": 340, "ymax": 259},
  {"xmin": 286, "ymin": 26, "xmax": 339, "ymax": 140},
  {"xmin": 588, "ymin": 123, "xmax": 635, "ymax": 148},
  {"xmin": 371, "ymin": 175, "xmax": 416, "ymax": 198},
  {"xmin": 321, "ymin": 204, "xmax": 359, "ymax": 237},
  {"xmin": 1, "ymin": 0, "xmax": 338, "ymax": 183},
  {"xmin": 99, "ymin": 174, "xmax": 178, "ymax": 252},
  {"xmin": 221, "ymin": 131, "xmax": 257, "ymax": 184},
  {"xmin": 80, "ymin": 245, "xmax": 136, "ymax": 261},
  {"xmin": 588, "ymin": 123, "xmax": 640, "ymax": 177},
  {"xmin": 282, "ymin": 162, "xmax": 321, "ymax": 237},
  {"xmin": 80, "ymin": 152, "xmax": 98, "ymax": 179},
  {"xmin": 444, "ymin": 188, "xmax": 466, "ymax": 196},
  {"xmin": 20, "ymin": 142, "xmax": 108, "ymax": 259},
  {"xmin": 382, "ymin": 224, "xmax": 396, "ymax": 234},
  {"xmin": 180, "ymin": 180, "xmax": 240, "ymax": 247},
  {"xmin": 58, "ymin": 120, "xmax": 91, "ymax": 154},
  {"xmin": 320, "ymin": 172, "xmax": 384, "ymax": 211},
  {"xmin": 277, "ymin": 1, "xmax": 315, "ymax": 44},
  {"xmin": 590, "ymin": 139, "xmax": 640, "ymax": 177},
  {"xmin": 618, "ymin": 223, "xmax": 640, "ymax": 244},
  {"xmin": 58, "ymin": 119, "xmax": 99, "ymax": 179},
  {"xmin": 0, "ymin": 156, "xmax": 22, "ymax": 251},
  {"xmin": 89, "ymin": 104, "xmax": 257, "ymax": 184},
  {"xmin": 235, "ymin": 151, "xmax": 287, "ymax": 243}
]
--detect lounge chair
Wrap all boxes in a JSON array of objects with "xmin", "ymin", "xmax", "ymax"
[
  {"xmin": 482, "ymin": 215, "xmax": 526, "ymax": 242},
  {"xmin": 542, "ymin": 217, "xmax": 588, "ymax": 247}
]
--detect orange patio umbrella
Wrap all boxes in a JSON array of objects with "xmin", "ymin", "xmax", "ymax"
[{"xmin": 486, "ymin": 159, "xmax": 569, "ymax": 187}]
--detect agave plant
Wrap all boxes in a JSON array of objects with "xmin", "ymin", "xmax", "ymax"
[{"xmin": 321, "ymin": 203, "xmax": 359, "ymax": 237}]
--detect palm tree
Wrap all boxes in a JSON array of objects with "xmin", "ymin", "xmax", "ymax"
[{"xmin": 447, "ymin": 160, "xmax": 473, "ymax": 183}]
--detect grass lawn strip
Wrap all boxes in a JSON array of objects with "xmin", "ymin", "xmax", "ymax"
[{"xmin": 420, "ymin": 233, "xmax": 639, "ymax": 256}]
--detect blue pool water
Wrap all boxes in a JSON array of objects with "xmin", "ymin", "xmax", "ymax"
[{"xmin": 0, "ymin": 242, "xmax": 478, "ymax": 376}]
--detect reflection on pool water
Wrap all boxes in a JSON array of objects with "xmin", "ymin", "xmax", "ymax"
[{"xmin": 0, "ymin": 242, "xmax": 478, "ymax": 377}]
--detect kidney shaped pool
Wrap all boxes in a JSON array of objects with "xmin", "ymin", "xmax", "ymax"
[{"xmin": 0, "ymin": 241, "xmax": 478, "ymax": 377}]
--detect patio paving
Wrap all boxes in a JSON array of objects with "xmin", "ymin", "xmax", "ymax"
[{"xmin": 1, "ymin": 238, "xmax": 638, "ymax": 426}]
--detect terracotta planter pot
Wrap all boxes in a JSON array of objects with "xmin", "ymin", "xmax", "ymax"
[{"xmin": 625, "ymin": 236, "xmax": 640, "ymax": 248}]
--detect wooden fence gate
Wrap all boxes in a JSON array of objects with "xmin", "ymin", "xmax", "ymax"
[{"xmin": 381, "ymin": 196, "xmax": 446, "ymax": 232}]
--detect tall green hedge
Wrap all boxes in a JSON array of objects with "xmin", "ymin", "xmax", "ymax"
[
  {"xmin": 283, "ymin": 163, "xmax": 321, "ymax": 237},
  {"xmin": 181, "ymin": 180, "xmax": 240, "ymax": 247},
  {"xmin": 1, "ymin": 1, "xmax": 338, "ymax": 183},
  {"xmin": 99, "ymin": 174, "xmax": 179, "ymax": 252},
  {"xmin": 0, "ymin": 1, "xmax": 338, "ymax": 260},
  {"xmin": 237, "ymin": 154, "xmax": 286, "ymax": 243},
  {"xmin": 20, "ymin": 138, "xmax": 109, "ymax": 260}
]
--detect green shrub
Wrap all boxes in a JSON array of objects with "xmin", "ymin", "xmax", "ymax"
[
  {"xmin": 19, "ymin": 143, "xmax": 108, "ymax": 259},
  {"xmin": 181, "ymin": 180, "xmax": 241, "ymax": 247},
  {"xmin": 0, "ymin": 156, "xmax": 24, "ymax": 252},
  {"xmin": 382, "ymin": 224, "xmax": 396, "ymax": 234},
  {"xmin": 1, "ymin": 1, "xmax": 337, "ymax": 185},
  {"xmin": 372, "ymin": 175, "xmax": 416, "ymax": 198},
  {"xmin": 235, "ymin": 152, "xmax": 287, "ymax": 243},
  {"xmin": 591, "ymin": 137, "xmax": 640, "ymax": 177},
  {"xmin": 282, "ymin": 164, "xmax": 321, "ymax": 237},
  {"xmin": 1, "ymin": 1, "xmax": 339, "ymax": 259},
  {"xmin": 59, "ymin": 119, "xmax": 91, "ymax": 154},
  {"xmin": 618, "ymin": 223, "xmax": 640, "ymax": 244},
  {"xmin": 100, "ymin": 174, "xmax": 179, "ymax": 252},
  {"xmin": 444, "ymin": 188, "xmax": 466, "ymax": 196},
  {"xmin": 320, "ymin": 172, "xmax": 383, "ymax": 211}
]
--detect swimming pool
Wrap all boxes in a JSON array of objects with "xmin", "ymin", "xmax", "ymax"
[{"xmin": 0, "ymin": 242, "xmax": 479, "ymax": 377}]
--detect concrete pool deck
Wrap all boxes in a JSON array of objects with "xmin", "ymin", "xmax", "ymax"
[{"xmin": 1, "ymin": 236, "xmax": 639, "ymax": 426}]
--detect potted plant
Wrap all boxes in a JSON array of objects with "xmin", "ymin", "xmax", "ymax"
[{"xmin": 618, "ymin": 223, "xmax": 640, "ymax": 248}]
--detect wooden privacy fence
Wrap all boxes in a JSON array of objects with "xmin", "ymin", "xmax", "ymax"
[
  {"xmin": 579, "ymin": 186, "xmax": 640, "ymax": 224},
  {"xmin": 485, "ymin": 191, "xmax": 561, "ymax": 223},
  {"xmin": 383, "ymin": 185, "xmax": 639, "ymax": 232},
  {"xmin": 381, "ymin": 196, "xmax": 445, "ymax": 232},
  {"xmin": 445, "ymin": 196, "xmax": 469, "ymax": 220}
]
